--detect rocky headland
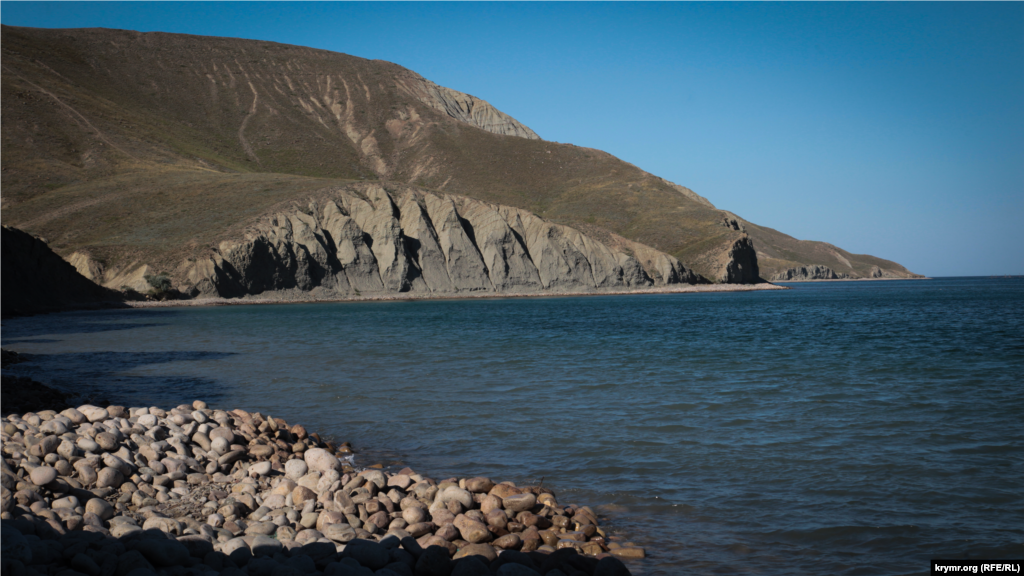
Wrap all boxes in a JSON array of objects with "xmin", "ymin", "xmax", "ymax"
[
  {"xmin": 1, "ymin": 226, "xmax": 126, "ymax": 318},
  {"xmin": 770, "ymin": 265, "xmax": 849, "ymax": 282},
  {"xmin": 1, "ymin": 397, "xmax": 642, "ymax": 576},
  {"xmin": 770, "ymin": 264, "xmax": 928, "ymax": 282}
]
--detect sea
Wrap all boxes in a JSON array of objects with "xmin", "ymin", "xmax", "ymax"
[{"xmin": 2, "ymin": 277, "xmax": 1022, "ymax": 575}]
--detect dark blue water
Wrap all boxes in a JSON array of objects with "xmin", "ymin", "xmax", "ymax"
[{"xmin": 3, "ymin": 277, "xmax": 1022, "ymax": 575}]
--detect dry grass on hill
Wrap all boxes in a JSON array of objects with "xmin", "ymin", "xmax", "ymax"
[{"xmin": 1, "ymin": 25, "xmax": 919, "ymax": 282}]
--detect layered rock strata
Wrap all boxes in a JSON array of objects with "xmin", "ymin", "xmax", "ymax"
[
  {"xmin": 180, "ymin": 185, "xmax": 704, "ymax": 299},
  {"xmin": 401, "ymin": 74, "xmax": 542, "ymax": 140},
  {"xmin": 771, "ymin": 265, "xmax": 849, "ymax": 282},
  {"xmin": 1, "ymin": 402, "xmax": 644, "ymax": 576}
]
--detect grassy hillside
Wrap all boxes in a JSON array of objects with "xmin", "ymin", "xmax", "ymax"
[{"xmin": 1, "ymin": 25, "xmax": 919, "ymax": 283}]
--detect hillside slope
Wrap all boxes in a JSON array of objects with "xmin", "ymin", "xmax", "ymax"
[{"xmin": 0, "ymin": 25, "xmax": 920, "ymax": 291}]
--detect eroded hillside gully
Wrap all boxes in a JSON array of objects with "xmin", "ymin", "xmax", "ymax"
[{"xmin": 2, "ymin": 398, "xmax": 639, "ymax": 576}]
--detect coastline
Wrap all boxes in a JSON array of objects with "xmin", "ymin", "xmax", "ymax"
[
  {"xmin": 126, "ymin": 282, "xmax": 789, "ymax": 311},
  {"xmin": 771, "ymin": 276, "xmax": 931, "ymax": 283}
]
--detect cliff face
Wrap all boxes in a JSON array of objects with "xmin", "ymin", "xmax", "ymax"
[
  {"xmin": 721, "ymin": 237, "xmax": 761, "ymax": 284},
  {"xmin": 164, "ymin": 185, "xmax": 704, "ymax": 299},
  {"xmin": 771, "ymin": 265, "xmax": 849, "ymax": 281},
  {"xmin": 1, "ymin": 226, "xmax": 122, "ymax": 317},
  {"xmin": 403, "ymin": 74, "xmax": 541, "ymax": 140}
]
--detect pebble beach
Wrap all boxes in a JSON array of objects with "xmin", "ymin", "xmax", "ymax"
[{"xmin": 1, "ymin": 398, "xmax": 640, "ymax": 576}]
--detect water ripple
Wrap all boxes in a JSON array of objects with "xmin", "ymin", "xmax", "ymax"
[{"xmin": 2, "ymin": 277, "xmax": 1022, "ymax": 575}]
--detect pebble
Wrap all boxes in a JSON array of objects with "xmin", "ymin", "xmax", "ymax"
[
  {"xmin": 0, "ymin": 400, "xmax": 637, "ymax": 576},
  {"xmin": 504, "ymin": 493, "xmax": 538, "ymax": 512},
  {"xmin": 286, "ymin": 459, "xmax": 308, "ymax": 479},
  {"xmin": 304, "ymin": 447, "xmax": 342, "ymax": 472},
  {"xmin": 30, "ymin": 465, "xmax": 58, "ymax": 486},
  {"xmin": 96, "ymin": 467, "xmax": 124, "ymax": 488}
]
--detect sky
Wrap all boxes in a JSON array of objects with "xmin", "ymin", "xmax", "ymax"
[{"xmin": 2, "ymin": 2, "xmax": 1022, "ymax": 277}]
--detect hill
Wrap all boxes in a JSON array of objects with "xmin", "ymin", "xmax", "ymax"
[{"xmin": 0, "ymin": 25, "xmax": 921, "ymax": 297}]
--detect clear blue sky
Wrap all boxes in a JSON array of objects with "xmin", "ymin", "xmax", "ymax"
[{"xmin": 3, "ymin": 2, "xmax": 1022, "ymax": 276}]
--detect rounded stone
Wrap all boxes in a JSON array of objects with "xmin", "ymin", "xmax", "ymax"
[
  {"xmin": 465, "ymin": 477, "xmax": 495, "ymax": 494},
  {"xmin": 440, "ymin": 485, "xmax": 474, "ymax": 509},
  {"xmin": 387, "ymin": 474, "xmax": 412, "ymax": 490},
  {"xmin": 402, "ymin": 507, "xmax": 427, "ymax": 525},
  {"xmin": 480, "ymin": 494, "xmax": 503, "ymax": 514},
  {"xmin": 85, "ymin": 498, "xmax": 115, "ymax": 521},
  {"xmin": 77, "ymin": 437, "xmax": 100, "ymax": 453},
  {"xmin": 291, "ymin": 485, "xmax": 316, "ymax": 506},
  {"xmin": 60, "ymin": 408, "xmax": 87, "ymax": 424},
  {"xmin": 493, "ymin": 533, "xmax": 523, "ymax": 550},
  {"xmin": 95, "ymin": 432, "xmax": 118, "ymax": 452},
  {"xmin": 143, "ymin": 516, "xmax": 182, "ymax": 535},
  {"xmin": 485, "ymin": 509, "xmax": 509, "ymax": 529},
  {"xmin": 30, "ymin": 466, "xmax": 58, "ymax": 486},
  {"xmin": 96, "ymin": 467, "xmax": 125, "ymax": 489},
  {"xmin": 249, "ymin": 445, "xmax": 274, "ymax": 458},
  {"xmin": 303, "ymin": 448, "xmax": 341, "ymax": 473},
  {"xmin": 247, "ymin": 532, "xmax": 280, "ymax": 553},
  {"xmin": 210, "ymin": 437, "xmax": 230, "ymax": 455},
  {"xmin": 610, "ymin": 546, "xmax": 645, "ymax": 559},
  {"xmin": 262, "ymin": 494, "xmax": 286, "ymax": 509},
  {"xmin": 271, "ymin": 479, "xmax": 296, "ymax": 496},
  {"xmin": 456, "ymin": 518, "xmax": 493, "ymax": 544},
  {"xmin": 245, "ymin": 521, "xmax": 278, "ymax": 536},
  {"xmin": 209, "ymin": 427, "xmax": 235, "ymax": 444},
  {"xmin": 84, "ymin": 407, "xmax": 110, "ymax": 423},
  {"xmin": 284, "ymin": 459, "xmax": 308, "ymax": 480},
  {"xmin": 248, "ymin": 462, "xmax": 272, "ymax": 477},
  {"xmin": 502, "ymin": 493, "xmax": 537, "ymax": 513},
  {"xmin": 453, "ymin": 543, "xmax": 498, "ymax": 562},
  {"xmin": 218, "ymin": 450, "xmax": 244, "ymax": 466},
  {"xmin": 405, "ymin": 522, "xmax": 434, "ymax": 538},
  {"xmin": 323, "ymin": 523, "xmax": 356, "ymax": 543},
  {"xmin": 74, "ymin": 462, "xmax": 97, "ymax": 485},
  {"xmin": 52, "ymin": 495, "xmax": 80, "ymax": 509},
  {"xmin": 489, "ymin": 484, "xmax": 522, "ymax": 499}
]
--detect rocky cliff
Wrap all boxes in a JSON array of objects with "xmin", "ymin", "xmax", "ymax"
[
  {"xmin": 402, "ymin": 74, "xmax": 541, "ymax": 140},
  {"xmin": 1, "ymin": 226, "xmax": 123, "ymax": 317},
  {"xmin": 771, "ymin": 265, "xmax": 849, "ymax": 281},
  {"xmin": 96, "ymin": 184, "xmax": 704, "ymax": 299}
]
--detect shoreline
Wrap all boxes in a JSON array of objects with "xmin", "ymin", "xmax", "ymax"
[
  {"xmin": 125, "ymin": 282, "xmax": 789, "ymax": 311},
  {"xmin": 1, "ymin": 397, "xmax": 642, "ymax": 575},
  {"xmin": 771, "ymin": 276, "xmax": 931, "ymax": 283}
]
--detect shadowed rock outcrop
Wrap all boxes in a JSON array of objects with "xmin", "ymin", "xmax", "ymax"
[
  {"xmin": 1, "ymin": 226, "xmax": 123, "ymax": 317},
  {"xmin": 181, "ymin": 185, "xmax": 705, "ymax": 298},
  {"xmin": 720, "ymin": 237, "xmax": 761, "ymax": 284}
]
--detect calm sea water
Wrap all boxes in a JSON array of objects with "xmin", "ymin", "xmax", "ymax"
[{"xmin": 3, "ymin": 277, "xmax": 1022, "ymax": 575}]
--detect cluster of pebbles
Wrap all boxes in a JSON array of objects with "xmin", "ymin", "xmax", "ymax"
[{"xmin": 1, "ymin": 401, "xmax": 645, "ymax": 576}]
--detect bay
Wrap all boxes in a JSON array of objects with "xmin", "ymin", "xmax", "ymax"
[{"xmin": 3, "ymin": 277, "xmax": 1022, "ymax": 575}]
